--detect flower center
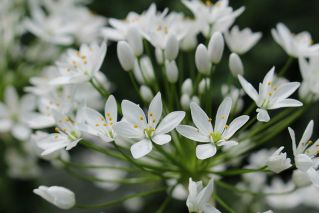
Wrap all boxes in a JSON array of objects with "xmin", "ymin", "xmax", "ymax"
[
  {"xmin": 210, "ymin": 131, "xmax": 222, "ymax": 143},
  {"xmin": 144, "ymin": 127, "xmax": 155, "ymax": 139}
]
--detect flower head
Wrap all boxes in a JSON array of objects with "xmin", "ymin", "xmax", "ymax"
[
  {"xmin": 113, "ymin": 92, "xmax": 185, "ymax": 159},
  {"xmin": 266, "ymin": 146, "xmax": 292, "ymax": 173},
  {"xmin": 177, "ymin": 97, "xmax": 249, "ymax": 159},
  {"xmin": 238, "ymin": 67, "xmax": 302, "ymax": 122}
]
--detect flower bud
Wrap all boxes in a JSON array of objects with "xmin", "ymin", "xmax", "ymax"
[
  {"xmin": 292, "ymin": 170, "xmax": 312, "ymax": 187},
  {"xmin": 266, "ymin": 146, "xmax": 292, "ymax": 173},
  {"xmin": 140, "ymin": 56, "xmax": 155, "ymax": 82},
  {"xmin": 165, "ymin": 35, "xmax": 179, "ymax": 60},
  {"xmin": 195, "ymin": 44, "xmax": 211, "ymax": 75},
  {"xmin": 165, "ymin": 60, "xmax": 178, "ymax": 83},
  {"xmin": 117, "ymin": 41, "xmax": 135, "ymax": 71},
  {"xmin": 33, "ymin": 186, "xmax": 75, "ymax": 209},
  {"xmin": 133, "ymin": 60, "xmax": 144, "ymax": 84},
  {"xmin": 181, "ymin": 34, "xmax": 197, "ymax": 51},
  {"xmin": 208, "ymin": 32, "xmax": 224, "ymax": 64},
  {"xmin": 229, "ymin": 53, "xmax": 244, "ymax": 76},
  {"xmin": 155, "ymin": 48, "xmax": 164, "ymax": 64},
  {"xmin": 182, "ymin": 78, "xmax": 193, "ymax": 96},
  {"xmin": 180, "ymin": 94, "xmax": 191, "ymax": 110},
  {"xmin": 191, "ymin": 96, "xmax": 200, "ymax": 105},
  {"xmin": 198, "ymin": 78, "xmax": 210, "ymax": 94},
  {"xmin": 140, "ymin": 85, "xmax": 153, "ymax": 102},
  {"xmin": 126, "ymin": 27, "xmax": 143, "ymax": 56}
]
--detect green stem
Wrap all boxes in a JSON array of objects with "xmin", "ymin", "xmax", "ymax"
[
  {"xmin": 207, "ymin": 166, "xmax": 268, "ymax": 176},
  {"xmin": 213, "ymin": 194, "xmax": 236, "ymax": 213},
  {"xmin": 75, "ymin": 188, "xmax": 166, "ymax": 209},
  {"xmin": 278, "ymin": 57, "xmax": 294, "ymax": 77}
]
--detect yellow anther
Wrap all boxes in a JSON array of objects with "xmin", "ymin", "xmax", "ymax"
[
  {"xmin": 139, "ymin": 116, "xmax": 144, "ymax": 120},
  {"xmin": 268, "ymin": 92, "xmax": 273, "ymax": 96},
  {"xmin": 152, "ymin": 119, "xmax": 156, "ymax": 123},
  {"xmin": 109, "ymin": 117, "xmax": 113, "ymax": 121},
  {"xmin": 206, "ymin": 0, "xmax": 213, "ymax": 6},
  {"xmin": 63, "ymin": 128, "xmax": 67, "ymax": 132},
  {"xmin": 208, "ymin": 118, "xmax": 212, "ymax": 122},
  {"xmin": 149, "ymin": 113, "xmax": 153, "ymax": 117},
  {"xmin": 110, "ymin": 122, "xmax": 113, "ymax": 126},
  {"xmin": 103, "ymin": 123, "xmax": 107, "ymax": 127},
  {"xmin": 134, "ymin": 124, "xmax": 138, "ymax": 128},
  {"xmin": 220, "ymin": 115, "xmax": 225, "ymax": 119},
  {"xmin": 106, "ymin": 112, "xmax": 111, "ymax": 117},
  {"xmin": 95, "ymin": 124, "xmax": 100, "ymax": 127},
  {"xmin": 100, "ymin": 117, "xmax": 104, "ymax": 121},
  {"xmin": 225, "ymin": 124, "xmax": 229, "ymax": 129},
  {"xmin": 55, "ymin": 127, "xmax": 60, "ymax": 132}
]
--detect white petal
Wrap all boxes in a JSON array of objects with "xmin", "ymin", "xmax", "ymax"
[
  {"xmin": 268, "ymin": 99, "xmax": 303, "ymax": 109},
  {"xmin": 218, "ymin": 140, "xmax": 239, "ymax": 148},
  {"xmin": 214, "ymin": 97, "xmax": 232, "ymax": 133},
  {"xmin": 47, "ymin": 186, "xmax": 75, "ymax": 209},
  {"xmin": 306, "ymin": 168, "xmax": 319, "ymax": 187},
  {"xmin": 148, "ymin": 92, "xmax": 162, "ymax": 127},
  {"xmin": 11, "ymin": 124, "xmax": 31, "ymax": 140},
  {"xmin": 176, "ymin": 125, "xmax": 210, "ymax": 142},
  {"xmin": 288, "ymin": 127, "xmax": 297, "ymax": 156},
  {"xmin": 121, "ymin": 100, "xmax": 146, "ymax": 127},
  {"xmin": 256, "ymin": 108, "xmax": 270, "ymax": 122},
  {"xmin": 203, "ymin": 204, "xmax": 222, "ymax": 213},
  {"xmin": 238, "ymin": 75, "xmax": 259, "ymax": 102},
  {"xmin": 112, "ymin": 121, "xmax": 144, "ymax": 139},
  {"xmin": 196, "ymin": 144, "xmax": 217, "ymax": 160},
  {"xmin": 297, "ymin": 120, "xmax": 314, "ymax": 154},
  {"xmin": 155, "ymin": 111, "xmax": 185, "ymax": 135},
  {"xmin": 222, "ymin": 115, "xmax": 249, "ymax": 139},
  {"xmin": 190, "ymin": 102, "xmax": 212, "ymax": 135},
  {"xmin": 105, "ymin": 95, "xmax": 117, "ymax": 123},
  {"xmin": 0, "ymin": 119, "xmax": 12, "ymax": 132},
  {"xmin": 152, "ymin": 134, "xmax": 171, "ymax": 145},
  {"xmin": 130, "ymin": 139, "xmax": 152, "ymax": 159},
  {"xmin": 295, "ymin": 154, "xmax": 314, "ymax": 172},
  {"xmin": 270, "ymin": 82, "xmax": 300, "ymax": 102},
  {"xmin": 20, "ymin": 94, "xmax": 37, "ymax": 112},
  {"xmin": 197, "ymin": 178, "xmax": 214, "ymax": 207},
  {"xmin": 5, "ymin": 86, "xmax": 18, "ymax": 108}
]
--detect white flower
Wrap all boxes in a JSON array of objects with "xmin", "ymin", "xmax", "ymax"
[
  {"xmin": 37, "ymin": 112, "xmax": 82, "ymax": 156},
  {"xmin": 177, "ymin": 97, "xmax": 249, "ymax": 159},
  {"xmin": 229, "ymin": 53, "xmax": 244, "ymax": 76},
  {"xmin": 0, "ymin": 87, "xmax": 36, "ymax": 140},
  {"xmin": 195, "ymin": 44, "xmax": 212, "ymax": 75},
  {"xmin": 238, "ymin": 67, "xmax": 302, "ymax": 122},
  {"xmin": 271, "ymin": 23, "xmax": 319, "ymax": 58},
  {"xmin": 208, "ymin": 32, "xmax": 224, "ymax": 64},
  {"xmin": 186, "ymin": 178, "xmax": 221, "ymax": 213},
  {"xmin": 224, "ymin": 26, "xmax": 262, "ymax": 54},
  {"xmin": 288, "ymin": 120, "xmax": 319, "ymax": 186},
  {"xmin": 266, "ymin": 146, "xmax": 292, "ymax": 173},
  {"xmin": 298, "ymin": 55, "xmax": 319, "ymax": 101},
  {"xmin": 117, "ymin": 41, "xmax": 135, "ymax": 71},
  {"xmin": 181, "ymin": 94, "xmax": 191, "ymax": 110},
  {"xmin": 113, "ymin": 92, "xmax": 185, "ymax": 159},
  {"xmin": 182, "ymin": 0, "xmax": 245, "ymax": 37},
  {"xmin": 50, "ymin": 42, "xmax": 107, "ymax": 85},
  {"xmin": 79, "ymin": 95, "xmax": 117, "ymax": 142},
  {"xmin": 33, "ymin": 185, "xmax": 75, "ymax": 209}
]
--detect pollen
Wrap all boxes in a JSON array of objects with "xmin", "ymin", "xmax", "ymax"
[
  {"xmin": 208, "ymin": 118, "xmax": 212, "ymax": 122},
  {"xmin": 95, "ymin": 124, "xmax": 100, "ymax": 127},
  {"xmin": 225, "ymin": 124, "xmax": 229, "ymax": 129},
  {"xmin": 267, "ymin": 81, "xmax": 272, "ymax": 86},
  {"xmin": 139, "ymin": 116, "xmax": 144, "ymax": 120},
  {"xmin": 109, "ymin": 117, "xmax": 113, "ymax": 121},
  {"xmin": 152, "ymin": 119, "xmax": 156, "ymax": 123},
  {"xmin": 134, "ymin": 124, "xmax": 138, "ymax": 128},
  {"xmin": 268, "ymin": 92, "xmax": 273, "ymax": 96}
]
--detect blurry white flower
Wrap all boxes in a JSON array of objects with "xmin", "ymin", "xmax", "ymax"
[
  {"xmin": 195, "ymin": 44, "xmax": 212, "ymax": 75},
  {"xmin": 123, "ymin": 197, "xmax": 144, "ymax": 212},
  {"xmin": 182, "ymin": 0, "xmax": 245, "ymax": 37},
  {"xmin": 117, "ymin": 41, "xmax": 135, "ymax": 71},
  {"xmin": 51, "ymin": 42, "xmax": 107, "ymax": 85},
  {"xmin": 238, "ymin": 67, "xmax": 302, "ymax": 122},
  {"xmin": 113, "ymin": 92, "xmax": 185, "ymax": 159},
  {"xmin": 187, "ymin": 178, "xmax": 221, "ymax": 213},
  {"xmin": 0, "ymin": 86, "xmax": 36, "ymax": 140},
  {"xmin": 140, "ymin": 85, "xmax": 154, "ymax": 102},
  {"xmin": 165, "ymin": 60, "xmax": 179, "ymax": 83},
  {"xmin": 165, "ymin": 34, "xmax": 179, "ymax": 60},
  {"xmin": 271, "ymin": 23, "xmax": 318, "ymax": 58},
  {"xmin": 298, "ymin": 55, "xmax": 319, "ymax": 101},
  {"xmin": 181, "ymin": 94, "xmax": 191, "ymax": 110},
  {"xmin": 292, "ymin": 169, "xmax": 312, "ymax": 187},
  {"xmin": 155, "ymin": 48, "xmax": 164, "ymax": 64},
  {"xmin": 177, "ymin": 97, "xmax": 249, "ymax": 159},
  {"xmin": 33, "ymin": 185, "xmax": 75, "ymax": 209},
  {"xmin": 182, "ymin": 78, "xmax": 193, "ymax": 96},
  {"xmin": 229, "ymin": 53, "xmax": 244, "ymax": 76},
  {"xmin": 126, "ymin": 26, "xmax": 144, "ymax": 56},
  {"xmin": 221, "ymin": 84, "xmax": 244, "ymax": 113},
  {"xmin": 208, "ymin": 32, "xmax": 224, "ymax": 64},
  {"xmin": 139, "ymin": 56, "xmax": 155, "ymax": 82},
  {"xmin": 288, "ymin": 120, "xmax": 319, "ymax": 186},
  {"xmin": 266, "ymin": 146, "xmax": 292, "ymax": 173},
  {"xmin": 224, "ymin": 26, "xmax": 262, "ymax": 54},
  {"xmin": 37, "ymin": 111, "xmax": 82, "ymax": 156},
  {"xmin": 79, "ymin": 95, "xmax": 118, "ymax": 142}
]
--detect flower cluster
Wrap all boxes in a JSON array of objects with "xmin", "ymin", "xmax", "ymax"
[{"xmin": 0, "ymin": 0, "xmax": 318, "ymax": 212}]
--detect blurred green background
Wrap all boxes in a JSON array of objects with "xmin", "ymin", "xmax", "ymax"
[{"xmin": 0, "ymin": 0, "xmax": 318, "ymax": 212}]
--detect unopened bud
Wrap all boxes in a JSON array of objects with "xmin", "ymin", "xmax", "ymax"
[
  {"xmin": 208, "ymin": 32, "xmax": 224, "ymax": 64},
  {"xmin": 140, "ymin": 56, "xmax": 155, "ymax": 82},
  {"xmin": 165, "ymin": 35, "xmax": 179, "ymax": 60},
  {"xmin": 229, "ymin": 53, "xmax": 244, "ymax": 76},
  {"xmin": 155, "ymin": 48, "xmax": 164, "ymax": 64},
  {"xmin": 140, "ymin": 85, "xmax": 153, "ymax": 102},
  {"xmin": 180, "ymin": 94, "xmax": 191, "ymax": 110},
  {"xmin": 182, "ymin": 78, "xmax": 193, "ymax": 96},
  {"xmin": 165, "ymin": 60, "xmax": 179, "ymax": 83},
  {"xmin": 127, "ymin": 27, "xmax": 143, "ymax": 56},
  {"xmin": 117, "ymin": 41, "xmax": 135, "ymax": 71},
  {"xmin": 198, "ymin": 78, "xmax": 210, "ymax": 94},
  {"xmin": 195, "ymin": 44, "xmax": 212, "ymax": 75}
]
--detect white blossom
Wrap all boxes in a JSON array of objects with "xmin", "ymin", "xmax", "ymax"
[{"xmin": 266, "ymin": 146, "xmax": 292, "ymax": 173}]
